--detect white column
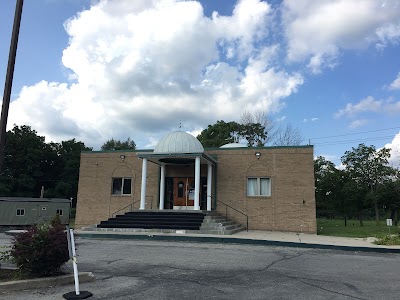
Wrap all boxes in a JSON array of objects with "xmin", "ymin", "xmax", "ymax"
[
  {"xmin": 207, "ymin": 163, "xmax": 212, "ymax": 211},
  {"xmin": 140, "ymin": 158, "xmax": 147, "ymax": 210},
  {"xmin": 194, "ymin": 156, "xmax": 201, "ymax": 210},
  {"xmin": 159, "ymin": 165, "xmax": 165, "ymax": 210}
]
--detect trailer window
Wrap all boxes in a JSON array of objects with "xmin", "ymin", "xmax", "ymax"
[{"xmin": 16, "ymin": 208, "xmax": 25, "ymax": 216}]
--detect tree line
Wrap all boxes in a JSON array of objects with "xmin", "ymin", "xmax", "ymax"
[
  {"xmin": 0, "ymin": 116, "xmax": 302, "ymax": 206},
  {"xmin": 0, "ymin": 125, "xmax": 138, "ymax": 206},
  {"xmin": 315, "ymin": 144, "xmax": 400, "ymax": 226}
]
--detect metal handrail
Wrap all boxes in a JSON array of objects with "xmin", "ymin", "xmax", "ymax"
[
  {"xmin": 112, "ymin": 199, "xmax": 139, "ymax": 218},
  {"xmin": 217, "ymin": 200, "xmax": 249, "ymax": 231}
]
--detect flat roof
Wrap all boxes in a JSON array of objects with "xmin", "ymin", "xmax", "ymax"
[
  {"xmin": 0, "ymin": 197, "xmax": 71, "ymax": 203},
  {"xmin": 83, "ymin": 145, "xmax": 313, "ymax": 154}
]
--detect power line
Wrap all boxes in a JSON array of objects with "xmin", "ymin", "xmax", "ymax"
[
  {"xmin": 309, "ymin": 126, "xmax": 400, "ymax": 141},
  {"xmin": 313, "ymin": 135, "xmax": 395, "ymax": 147}
]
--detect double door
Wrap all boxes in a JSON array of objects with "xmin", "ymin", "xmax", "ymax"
[{"xmin": 164, "ymin": 177, "xmax": 206, "ymax": 209}]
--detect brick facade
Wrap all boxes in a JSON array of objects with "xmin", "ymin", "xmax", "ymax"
[{"xmin": 75, "ymin": 146, "xmax": 316, "ymax": 233}]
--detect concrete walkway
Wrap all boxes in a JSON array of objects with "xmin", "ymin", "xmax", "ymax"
[{"xmin": 75, "ymin": 229, "xmax": 400, "ymax": 253}]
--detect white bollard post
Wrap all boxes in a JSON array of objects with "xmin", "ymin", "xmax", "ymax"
[
  {"xmin": 63, "ymin": 228, "xmax": 93, "ymax": 299},
  {"xmin": 70, "ymin": 229, "xmax": 80, "ymax": 295}
]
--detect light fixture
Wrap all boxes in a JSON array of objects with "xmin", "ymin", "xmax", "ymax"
[
  {"xmin": 255, "ymin": 152, "xmax": 261, "ymax": 159},
  {"xmin": 120, "ymin": 154, "xmax": 126, "ymax": 161}
]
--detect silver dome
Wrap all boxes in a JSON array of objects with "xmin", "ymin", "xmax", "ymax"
[{"xmin": 154, "ymin": 131, "xmax": 204, "ymax": 154}]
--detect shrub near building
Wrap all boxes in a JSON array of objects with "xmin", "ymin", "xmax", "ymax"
[{"xmin": 11, "ymin": 219, "xmax": 69, "ymax": 277}]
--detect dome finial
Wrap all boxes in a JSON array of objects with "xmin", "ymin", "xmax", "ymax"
[{"xmin": 178, "ymin": 120, "xmax": 182, "ymax": 131}]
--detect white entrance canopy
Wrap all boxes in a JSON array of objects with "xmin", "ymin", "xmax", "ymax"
[{"xmin": 136, "ymin": 131, "xmax": 216, "ymax": 211}]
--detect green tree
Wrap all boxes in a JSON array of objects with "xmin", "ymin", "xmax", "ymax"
[
  {"xmin": 314, "ymin": 156, "xmax": 349, "ymax": 222},
  {"xmin": 341, "ymin": 178, "xmax": 369, "ymax": 226},
  {"xmin": 101, "ymin": 138, "xmax": 136, "ymax": 150},
  {"xmin": 197, "ymin": 121, "xmax": 241, "ymax": 147},
  {"xmin": 197, "ymin": 120, "xmax": 268, "ymax": 148},
  {"xmin": 377, "ymin": 172, "xmax": 400, "ymax": 225},
  {"xmin": 0, "ymin": 125, "xmax": 92, "ymax": 206},
  {"xmin": 240, "ymin": 110, "xmax": 273, "ymax": 145},
  {"xmin": 240, "ymin": 122, "xmax": 268, "ymax": 147},
  {"xmin": 0, "ymin": 125, "xmax": 53, "ymax": 197},
  {"xmin": 341, "ymin": 143, "xmax": 393, "ymax": 224},
  {"xmin": 45, "ymin": 139, "xmax": 92, "ymax": 206}
]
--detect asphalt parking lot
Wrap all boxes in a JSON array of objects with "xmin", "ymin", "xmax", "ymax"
[{"xmin": 1, "ymin": 234, "xmax": 400, "ymax": 300}]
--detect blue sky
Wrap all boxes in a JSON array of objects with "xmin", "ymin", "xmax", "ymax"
[{"xmin": 1, "ymin": 0, "xmax": 399, "ymax": 167}]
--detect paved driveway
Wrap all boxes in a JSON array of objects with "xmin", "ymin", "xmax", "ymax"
[{"xmin": 1, "ymin": 235, "xmax": 400, "ymax": 299}]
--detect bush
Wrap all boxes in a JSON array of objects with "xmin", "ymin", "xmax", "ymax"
[
  {"xmin": 374, "ymin": 234, "xmax": 400, "ymax": 246},
  {"xmin": 50, "ymin": 213, "xmax": 62, "ymax": 227},
  {"xmin": 10, "ymin": 223, "xmax": 69, "ymax": 277}
]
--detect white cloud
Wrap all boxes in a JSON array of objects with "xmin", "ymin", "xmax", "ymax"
[
  {"xmin": 335, "ymin": 96, "xmax": 400, "ymax": 120},
  {"xmin": 8, "ymin": 0, "xmax": 303, "ymax": 149},
  {"xmin": 303, "ymin": 117, "xmax": 319, "ymax": 122},
  {"xmin": 384, "ymin": 132, "xmax": 400, "ymax": 168},
  {"xmin": 335, "ymin": 96, "xmax": 383, "ymax": 118},
  {"xmin": 388, "ymin": 72, "xmax": 400, "ymax": 90},
  {"xmin": 276, "ymin": 116, "xmax": 286, "ymax": 122},
  {"xmin": 348, "ymin": 119, "xmax": 368, "ymax": 129},
  {"xmin": 282, "ymin": 0, "xmax": 400, "ymax": 73}
]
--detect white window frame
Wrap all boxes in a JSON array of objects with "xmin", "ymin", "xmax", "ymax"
[
  {"xmin": 16, "ymin": 208, "xmax": 25, "ymax": 216},
  {"xmin": 247, "ymin": 177, "xmax": 271, "ymax": 197},
  {"xmin": 112, "ymin": 177, "xmax": 132, "ymax": 195},
  {"xmin": 56, "ymin": 209, "xmax": 63, "ymax": 216}
]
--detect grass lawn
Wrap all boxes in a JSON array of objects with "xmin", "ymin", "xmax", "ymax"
[{"xmin": 317, "ymin": 218, "xmax": 399, "ymax": 238}]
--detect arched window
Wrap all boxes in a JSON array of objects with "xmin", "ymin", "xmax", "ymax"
[{"xmin": 177, "ymin": 181, "xmax": 184, "ymax": 198}]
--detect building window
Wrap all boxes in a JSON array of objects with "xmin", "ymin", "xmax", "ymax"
[
  {"xmin": 112, "ymin": 178, "xmax": 132, "ymax": 195},
  {"xmin": 16, "ymin": 208, "xmax": 25, "ymax": 216},
  {"xmin": 177, "ymin": 181, "xmax": 184, "ymax": 198},
  {"xmin": 247, "ymin": 177, "xmax": 271, "ymax": 196},
  {"xmin": 42, "ymin": 206, "xmax": 47, "ymax": 211},
  {"xmin": 56, "ymin": 209, "xmax": 63, "ymax": 216}
]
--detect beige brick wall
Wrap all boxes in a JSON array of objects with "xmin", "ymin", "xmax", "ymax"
[
  {"xmin": 207, "ymin": 147, "xmax": 316, "ymax": 233},
  {"xmin": 75, "ymin": 146, "xmax": 316, "ymax": 233},
  {"xmin": 75, "ymin": 152, "xmax": 159, "ymax": 228}
]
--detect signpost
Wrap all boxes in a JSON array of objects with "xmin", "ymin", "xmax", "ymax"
[
  {"xmin": 63, "ymin": 226, "xmax": 92, "ymax": 299},
  {"xmin": 386, "ymin": 219, "xmax": 393, "ymax": 235}
]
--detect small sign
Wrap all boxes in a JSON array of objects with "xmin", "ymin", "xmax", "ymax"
[
  {"xmin": 176, "ymin": 230, "xmax": 186, "ymax": 234},
  {"xmin": 386, "ymin": 219, "xmax": 393, "ymax": 226}
]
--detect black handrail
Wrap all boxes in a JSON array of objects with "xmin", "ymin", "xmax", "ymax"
[
  {"xmin": 217, "ymin": 200, "xmax": 249, "ymax": 231},
  {"xmin": 112, "ymin": 199, "xmax": 140, "ymax": 218}
]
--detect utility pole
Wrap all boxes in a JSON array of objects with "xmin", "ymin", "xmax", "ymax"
[{"xmin": 0, "ymin": 0, "xmax": 24, "ymax": 172}]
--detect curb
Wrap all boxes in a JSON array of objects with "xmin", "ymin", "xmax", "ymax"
[
  {"xmin": 76, "ymin": 232, "xmax": 400, "ymax": 254},
  {"xmin": 0, "ymin": 272, "xmax": 95, "ymax": 292}
]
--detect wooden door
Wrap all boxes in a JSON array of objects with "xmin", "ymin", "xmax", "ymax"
[{"xmin": 173, "ymin": 177, "xmax": 195, "ymax": 207}]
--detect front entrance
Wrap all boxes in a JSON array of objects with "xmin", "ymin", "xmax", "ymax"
[{"xmin": 165, "ymin": 177, "xmax": 207, "ymax": 210}]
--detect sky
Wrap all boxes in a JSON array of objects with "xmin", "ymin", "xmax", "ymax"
[{"xmin": 1, "ymin": 0, "xmax": 400, "ymax": 167}]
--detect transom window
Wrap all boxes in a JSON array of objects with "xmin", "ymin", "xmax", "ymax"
[
  {"xmin": 112, "ymin": 178, "xmax": 132, "ymax": 195},
  {"xmin": 16, "ymin": 208, "xmax": 25, "ymax": 216},
  {"xmin": 247, "ymin": 177, "xmax": 271, "ymax": 196}
]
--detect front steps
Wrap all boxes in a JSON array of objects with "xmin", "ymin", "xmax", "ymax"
[{"xmin": 82, "ymin": 210, "xmax": 245, "ymax": 235}]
